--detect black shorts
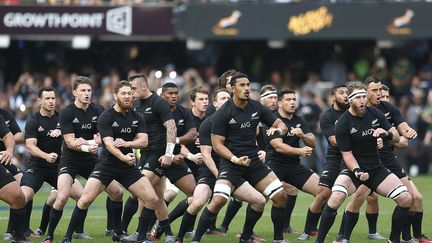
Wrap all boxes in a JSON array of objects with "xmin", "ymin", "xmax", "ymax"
[
  {"xmin": 269, "ymin": 161, "xmax": 314, "ymax": 190},
  {"xmin": 381, "ymin": 154, "xmax": 407, "ymax": 179},
  {"xmin": 197, "ymin": 165, "xmax": 217, "ymax": 190},
  {"xmin": 0, "ymin": 164, "xmax": 15, "ymax": 189},
  {"xmin": 90, "ymin": 162, "xmax": 144, "ymax": 189},
  {"xmin": 340, "ymin": 164, "xmax": 391, "ymax": 192},
  {"xmin": 319, "ymin": 162, "xmax": 342, "ymax": 189},
  {"xmin": 58, "ymin": 157, "xmax": 98, "ymax": 179},
  {"xmin": 165, "ymin": 162, "xmax": 193, "ymax": 184},
  {"xmin": 140, "ymin": 150, "xmax": 165, "ymax": 177},
  {"xmin": 185, "ymin": 159, "xmax": 199, "ymax": 179},
  {"xmin": 218, "ymin": 157, "xmax": 271, "ymax": 188},
  {"xmin": 4, "ymin": 163, "xmax": 22, "ymax": 176},
  {"xmin": 20, "ymin": 164, "xmax": 58, "ymax": 192}
]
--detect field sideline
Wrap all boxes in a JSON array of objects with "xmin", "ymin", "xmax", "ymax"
[{"xmin": 1, "ymin": 176, "xmax": 431, "ymax": 243}]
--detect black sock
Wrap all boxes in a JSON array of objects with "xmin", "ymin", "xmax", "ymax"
[
  {"xmin": 168, "ymin": 199, "xmax": 188, "ymax": 224},
  {"xmin": 271, "ymin": 206, "xmax": 286, "ymax": 240},
  {"xmin": 24, "ymin": 200, "xmax": 33, "ymax": 232},
  {"xmin": 316, "ymin": 204, "xmax": 338, "ymax": 243},
  {"xmin": 337, "ymin": 210, "xmax": 346, "ymax": 236},
  {"xmin": 304, "ymin": 208, "xmax": 321, "ymax": 234},
  {"xmin": 39, "ymin": 203, "xmax": 51, "ymax": 232},
  {"xmin": 241, "ymin": 205, "xmax": 263, "ymax": 241},
  {"xmin": 146, "ymin": 213, "xmax": 157, "ymax": 233},
  {"xmin": 366, "ymin": 213, "xmax": 378, "ymax": 234},
  {"xmin": 402, "ymin": 212, "xmax": 414, "ymax": 241},
  {"xmin": 412, "ymin": 211, "xmax": 423, "ymax": 238},
  {"xmin": 343, "ymin": 210, "xmax": 359, "ymax": 240},
  {"xmin": 121, "ymin": 197, "xmax": 138, "ymax": 233},
  {"xmin": 65, "ymin": 206, "xmax": 88, "ymax": 240},
  {"xmin": 284, "ymin": 195, "xmax": 297, "ymax": 228},
  {"xmin": 47, "ymin": 208, "xmax": 63, "ymax": 238},
  {"xmin": 159, "ymin": 219, "xmax": 173, "ymax": 236},
  {"xmin": 177, "ymin": 211, "xmax": 197, "ymax": 241},
  {"xmin": 11, "ymin": 207, "xmax": 26, "ymax": 238},
  {"xmin": 137, "ymin": 207, "xmax": 154, "ymax": 241},
  {"xmin": 75, "ymin": 207, "xmax": 88, "ymax": 234},
  {"xmin": 390, "ymin": 206, "xmax": 410, "ymax": 242},
  {"xmin": 193, "ymin": 208, "xmax": 218, "ymax": 242},
  {"xmin": 6, "ymin": 208, "xmax": 13, "ymax": 233},
  {"xmin": 111, "ymin": 201, "xmax": 123, "ymax": 235},
  {"xmin": 220, "ymin": 199, "xmax": 242, "ymax": 232},
  {"xmin": 106, "ymin": 197, "xmax": 113, "ymax": 231}
]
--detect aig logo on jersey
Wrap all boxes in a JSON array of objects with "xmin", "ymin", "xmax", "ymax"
[
  {"xmin": 240, "ymin": 122, "xmax": 251, "ymax": 129},
  {"xmin": 81, "ymin": 124, "xmax": 92, "ymax": 129},
  {"xmin": 362, "ymin": 128, "xmax": 374, "ymax": 137},
  {"xmin": 121, "ymin": 127, "xmax": 132, "ymax": 133}
]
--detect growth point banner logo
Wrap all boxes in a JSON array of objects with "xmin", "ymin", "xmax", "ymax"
[{"xmin": 106, "ymin": 6, "xmax": 132, "ymax": 36}]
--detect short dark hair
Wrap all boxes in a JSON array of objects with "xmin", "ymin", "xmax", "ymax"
[
  {"xmin": 219, "ymin": 69, "xmax": 236, "ymax": 88},
  {"xmin": 331, "ymin": 84, "xmax": 347, "ymax": 95},
  {"xmin": 229, "ymin": 72, "xmax": 248, "ymax": 87},
  {"xmin": 278, "ymin": 89, "xmax": 296, "ymax": 101},
  {"xmin": 128, "ymin": 73, "xmax": 148, "ymax": 84},
  {"xmin": 161, "ymin": 82, "xmax": 178, "ymax": 93},
  {"xmin": 212, "ymin": 88, "xmax": 230, "ymax": 101},
  {"xmin": 190, "ymin": 86, "xmax": 209, "ymax": 102},
  {"xmin": 114, "ymin": 80, "xmax": 131, "ymax": 94},
  {"xmin": 260, "ymin": 84, "xmax": 277, "ymax": 95},
  {"xmin": 382, "ymin": 84, "xmax": 390, "ymax": 92},
  {"xmin": 73, "ymin": 76, "xmax": 92, "ymax": 91},
  {"xmin": 348, "ymin": 82, "xmax": 365, "ymax": 96},
  {"xmin": 363, "ymin": 75, "xmax": 381, "ymax": 87},
  {"xmin": 38, "ymin": 86, "xmax": 56, "ymax": 98}
]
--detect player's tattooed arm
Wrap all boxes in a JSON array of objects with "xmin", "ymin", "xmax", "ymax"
[{"xmin": 163, "ymin": 119, "xmax": 177, "ymax": 144}]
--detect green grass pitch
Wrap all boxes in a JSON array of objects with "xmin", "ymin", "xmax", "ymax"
[{"xmin": 1, "ymin": 176, "xmax": 431, "ymax": 242}]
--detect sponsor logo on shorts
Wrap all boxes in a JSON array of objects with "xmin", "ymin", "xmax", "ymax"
[
  {"xmin": 321, "ymin": 170, "xmax": 328, "ymax": 177},
  {"xmin": 187, "ymin": 168, "xmax": 192, "ymax": 173},
  {"xmin": 26, "ymin": 169, "xmax": 34, "ymax": 173},
  {"xmin": 219, "ymin": 171, "xmax": 228, "ymax": 178},
  {"xmin": 198, "ymin": 178, "xmax": 206, "ymax": 183},
  {"xmin": 91, "ymin": 170, "xmax": 101, "ymax": 177},
  {"xmin": 60, "ymin": 167, "xmax": 68, "ymax": 172}
]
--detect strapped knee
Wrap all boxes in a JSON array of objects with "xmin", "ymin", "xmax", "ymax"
[
  {"xmin": 213, "ymin": 184, "xmax": 232, "ymax": 200},
  {"xmin": 263, "ymin": 179, "xmax": 284, "ymax": 199},
  {"xmin": 332, "ymin": 184, "xmax": 348, "ymax": 197},
  {"xmin": 387, "ymin": 185, "xmax": 408, "ymax": 199}
]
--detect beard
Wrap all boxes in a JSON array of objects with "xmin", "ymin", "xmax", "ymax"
[
  {"xmin": 118, "ymin": 99, "xmax": 132, "ymax": 110},
  {"xmin": 335, "ymin": 99, "xmax": 349, "ymax": 110}
]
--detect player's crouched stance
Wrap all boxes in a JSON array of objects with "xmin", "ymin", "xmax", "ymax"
[
  {"xmin": 60, "ymin": 81, "xmax": 160, "ymax": 243},
  {"xmin": 315, "ymin": 82, "xmax": 412, "ymax": 243}
]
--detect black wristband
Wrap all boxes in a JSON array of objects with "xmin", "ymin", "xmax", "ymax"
[
  {"xmin": 353, "ymin": 167, "xmax": 363, "ymax": 178},
  {"xmin": 385, "ymin": 132, "xmax": 393, "ymax": 141}
]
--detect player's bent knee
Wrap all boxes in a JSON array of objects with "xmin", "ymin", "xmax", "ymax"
[
  {"xmin": 213, "ymin": 184, "xmax": 232, "ymax": 201},
  {"xmin": 11, "ymin": 193, "xmax": 26, "ymax": 209},
  {"xmin": 412, "ymin": 191, "xmax": 423, "ymax": 204}
]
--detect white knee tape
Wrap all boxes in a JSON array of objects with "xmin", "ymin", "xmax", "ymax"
[
  {"xmin": 387, "ymin": 185, "xmax": 408, "ymax": 199},
  {"xmin": 213, "ymin": 184, "xmax": 232, "ymax": 200},
  {"xmin": 332, "ymin": 184, "xmax": 348, "ymax": 196},
  {"xmin": 263, "ymin": 179, "xmax": 284, "ymax": 199},
  {"xmin": 165, "ymin": 179, "xmax": 179, "ymax": 194}
]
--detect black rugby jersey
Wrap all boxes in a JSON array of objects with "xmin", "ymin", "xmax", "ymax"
[
  {"xmin": 212, "ymin": 99, "xmax": 277, "ymax": 157},
  {"xmin": 376, "ymin": 101, "xmax": 405, "ymax": 157},
  {"xmin": 265, "ymin": 112, "xmax": 311, "ymax": 165},
  {"xmin": 98, "ymin": 107, "xmax": 147, "ymax": 168},
  {"xmin": 134, "ymin": 93, "xmax": 173, "ymax": 152},
  {"xmin": 335, "ymin": 107, "xmax": 392, "ymax": 169},
  {"xmin": 0, "ymin": 109, "xmax": 21, "ymax": 151},
  {"xmin": 59, "ymin": 103, "xmax": 102, "ymax": 160},
  {"xmin": 185, "ymin": 110, "xmax": 207, "ymax": 155},
  {"xmin": 320, "ymin": 106, "xmax": 346, "ymax": 162},
  {"xmin": 172, "ymin": 105, "xmax": 195, "ymax": 154},
  {"xmin": 25, "ymin": 112, "xmax": 62, "ymax": 167},
  {"xmin": 0, "ymin": 115, "xmax": 11, "ymax": 142},
  {"xmin": 199, "ymin": 114, "xmax": 220, "ymax": 167}
]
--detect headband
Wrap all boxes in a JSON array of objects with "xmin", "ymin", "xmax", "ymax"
[
  {"xmin": 260, "ymin": 91, "xmax": 278, "ymax": 99},
  {"xmin": 348, "ymin": 89, "xmax": 366, "ymax": 101}
]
